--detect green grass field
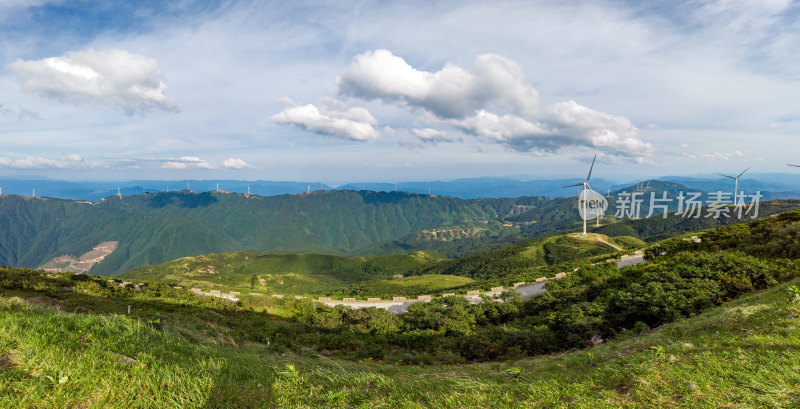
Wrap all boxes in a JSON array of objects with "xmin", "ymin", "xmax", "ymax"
[{"xmin": 2, "ymin": 273, "xmax": 799, "ymax": 408}]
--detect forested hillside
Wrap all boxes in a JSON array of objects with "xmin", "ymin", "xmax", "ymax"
[
  {"xmin": 3, "ymin": 186, "xmax": 797, "ymax": 277},
  {"xmin": 0, "ymin": 191, "xmax": 546, "ymax": 275}
]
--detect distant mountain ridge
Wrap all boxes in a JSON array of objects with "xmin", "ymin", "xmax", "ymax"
[{"xmin": 8, "ymin": 174, "xmax": 800, "ymax": 201}]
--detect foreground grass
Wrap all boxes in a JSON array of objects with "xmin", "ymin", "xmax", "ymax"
[{"xmin": 2, "ymin": 275, "xmax": 800, "ymax": 408}]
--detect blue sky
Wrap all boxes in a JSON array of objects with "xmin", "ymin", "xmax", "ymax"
[{"xmin": 1, "ymin": 0, "xmax": 799, "ymax": 183}]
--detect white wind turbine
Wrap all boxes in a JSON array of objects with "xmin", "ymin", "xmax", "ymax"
[
  {"xmin": 720, "ymin": 167, "xmax": 749, "ymax": 206},
  {"xmin": 563, "ymin": 154, "xmax": 603, "ymax": 237}
]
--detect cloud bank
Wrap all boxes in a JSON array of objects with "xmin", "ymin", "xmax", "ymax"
[
  {"xmin": 274, "ymin": 49, "xmax": 650, "ymax": 157},
  {"xmin": 7, "ymin": 48, "xmax": 178, "ymax": 115},
  {"xmin": 0, "ymin": 154, "xmax": 87, "ymax": 169}
]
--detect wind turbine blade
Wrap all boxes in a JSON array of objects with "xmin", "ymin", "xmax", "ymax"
[
  {"xmin": 737, "ymin": 167, "xmax": 750, "ymax": 178},
  {"xmin": 586, "ymin": 154, "xmax": 597, "ymax": 182},
  {"xmin": 563, "ymin": 183, "xmax": 584, "ymax": 188},
  {"xmin": 719, "ymin": 174, "xmax": 736, "ymax": 179},
  {"xmin": 788, "ymin": 164, "xmax": 800, "ymax": 168}
]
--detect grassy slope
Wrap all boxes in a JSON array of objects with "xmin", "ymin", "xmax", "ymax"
[
  {"xmin": 119, "ymin": 233, "xmax": 637, "ymax": 297},
  {"xmin": 118, "ymin": 251, "xmax": 444, "ymax": 294},
  {"xmin": 2, "ymin": 274, "xmax": 799, "ymax": 408},
  {"xmin": 409, "ymin": 233, "xmax": 639, "ymax": 281}
]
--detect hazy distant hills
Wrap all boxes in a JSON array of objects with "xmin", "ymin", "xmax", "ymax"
[
  {"xmin": 2, "ymin": 174, "xmax": 800, "ymax": 201},
  {"xmin": 0, "ymin": 179, "xmax": 329, "ymax": 201},
  {"xmin": 336, "ymin": 177, "xmax": 617, "ymax": 199}
]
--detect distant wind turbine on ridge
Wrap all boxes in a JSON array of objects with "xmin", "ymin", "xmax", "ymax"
[
  {"xmin": 720, "ymin": 167, "xmax": 749, "ymax": 206},
  {"xmin": 563, "ymin": 154, "xmax": 602, "ymax": 237}
]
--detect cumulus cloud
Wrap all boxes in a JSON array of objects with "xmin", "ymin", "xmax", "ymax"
[
  {"xmin": 222, "ymin": 158, "xmax": 249, "ymax": 169},
  {"xmin": 270, "ymin": 97, "xmax": 380, "ymax": 141},
  {"xmin": 338, "ymin": 49, "xmax": 540, "ymax": 119},
  {"xmin": 334, "ymin": 49, "xmax": 650, "ymax": 157},
  {"xmin": 7, "ymin": 48, "xmax": 178, "ymax": 115}
]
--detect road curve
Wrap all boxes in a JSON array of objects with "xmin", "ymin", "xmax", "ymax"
[
  {"xmin": 617, "ymin": 254, "xmax": 646, "ymax": 268},
  {"xmin": 249, "ymin": 253, "xmax": 647, "ymax": 314}
]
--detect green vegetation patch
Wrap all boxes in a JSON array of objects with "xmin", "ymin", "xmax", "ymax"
[
  {"xmin": 119, "ymin": 250, "xmax": 445, "ymax": 294},
  {"xmin": 325, "ymin": 274, "xmax": 474, "ymax": 299}
]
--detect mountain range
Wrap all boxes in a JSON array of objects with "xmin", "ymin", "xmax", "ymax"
[{"xmin": 3, "ymin": 173, "xmax": 800, "ymax": 201}]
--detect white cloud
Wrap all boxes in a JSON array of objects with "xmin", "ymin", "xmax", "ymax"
[
  {"xmin": 0, "ymin": 154, "xmax": 88, "ymax": 169},
  {"xmin": 270, "ymin": 97, "xmax": 380, "ymax": 141},
  {"xmin": 7, "ymin": 48, "xmax": 178, "ymax": 115},
  {"xmin": 222, "ymin": 158, "xmax": 248, "ymax": 169},
  {"xmin": 337, "ymin": 49, "xmax": 540, "ymax": 119},
  {"xmin": 333, "ymin": 49, "xmax": 650, "ymax": 157},
  {"xmin": 161, "ymin": 156, "xmax": 215, "ymax": 170}
]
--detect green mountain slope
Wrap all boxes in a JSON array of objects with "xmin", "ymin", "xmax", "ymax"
[
  {"xmin": 407, "ymin": 232, "xmax": 641, "ymax": 280},
  {"xmin": 0, "ymin": 191, "xmax": 546, "ymax": 275},
  {"xmin": 118, "ymin": 251, "xmax": 443, "ymax": 294}
]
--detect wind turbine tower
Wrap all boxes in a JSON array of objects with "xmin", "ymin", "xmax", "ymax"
[
  {"xmin": 563, "ymin": 154, "xmax": 602, "ymax": 237},
  {"xmin": 720, "ymin": 168, "xmax": 749, "ymax": 206}
]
